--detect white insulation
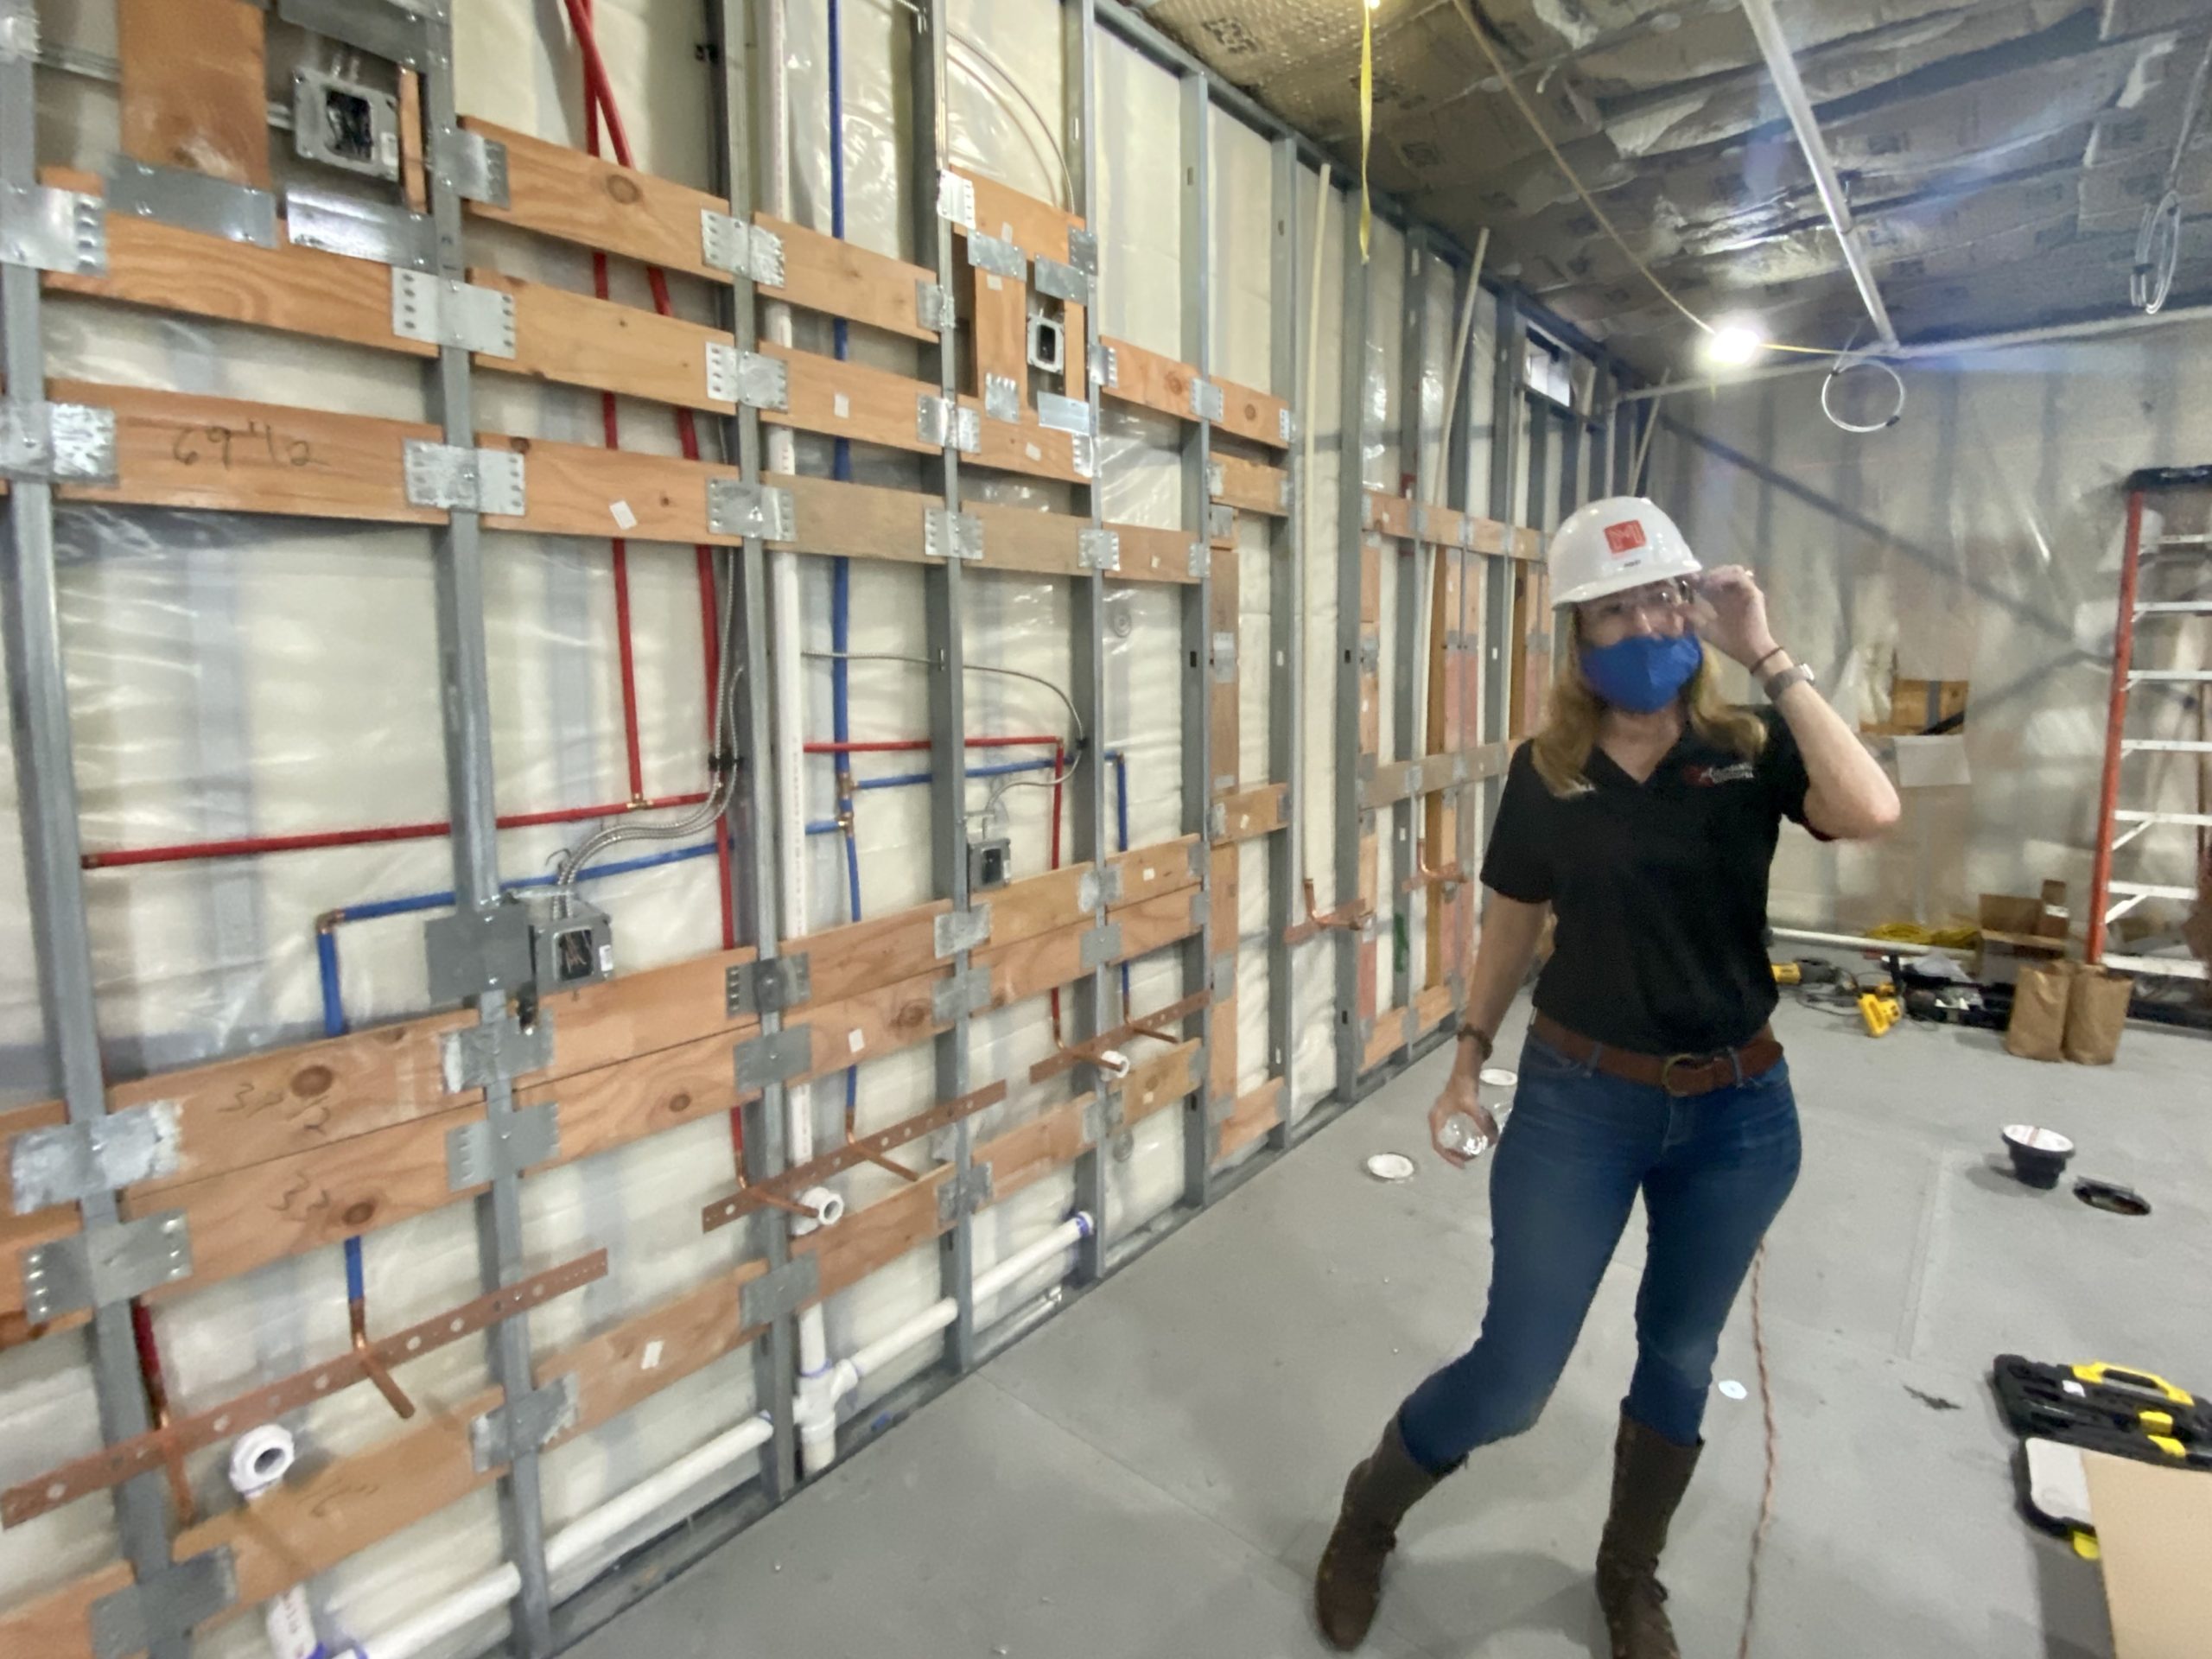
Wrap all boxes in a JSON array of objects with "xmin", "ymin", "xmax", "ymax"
[{"xmin": 0, "ymin": 0, "xmax": 1376, "ymax": 1653}]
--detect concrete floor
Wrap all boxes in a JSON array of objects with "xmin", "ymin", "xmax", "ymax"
[{"xmin": 567, "ymin": 993, "xmax": 2212, "ymax": 1659}]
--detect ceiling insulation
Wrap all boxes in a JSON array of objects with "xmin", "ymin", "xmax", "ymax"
[{"xmin": 1143, "ymin": 0, "xmax": 2212, "ymax": 368}]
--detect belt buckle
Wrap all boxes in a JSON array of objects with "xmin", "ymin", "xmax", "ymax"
[{"xmin": 1659, "ymin": 1053, "xmax": 1705, "ymax": 1097}]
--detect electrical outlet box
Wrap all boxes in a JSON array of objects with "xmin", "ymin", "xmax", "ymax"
[
  {"xmin": 1027, "ymin": 313, "xmax": 1065, "ymax": 375},
  {"xmin": 294, "ymin": 70, "xmax": 401, "ymax": 181},
  {"xmin": 519, "ymin": 894, "xmax": 615, "ymax": 990},
  {"xmin": 968, "ymin": 836, "xmax": 1012, "ymax": 893}
]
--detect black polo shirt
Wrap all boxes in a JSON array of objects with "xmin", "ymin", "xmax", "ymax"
[{"xmin": 1480, "ymin": 709, "xmax": 1814, "ymax": 1056}]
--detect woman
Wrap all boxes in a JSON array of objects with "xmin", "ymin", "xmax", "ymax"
[{"xmin": 1313, "ymin": 498, "xmax": 1898, "ymax": 1657}]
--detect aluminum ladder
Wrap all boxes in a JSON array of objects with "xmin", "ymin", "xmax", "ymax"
[{"xmin": 2087, "ymin": 465, "xmax": 2212, "ymax": 981}]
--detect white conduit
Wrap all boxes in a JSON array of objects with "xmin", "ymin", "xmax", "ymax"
[
  {"xmin": 753, "ymin": 0, "xmax": 832, "ymax": 1479},
  {"xmin": 1770, "ymin": 926, "xmax": 1906, "ymax": 955},
  {"xmin": 352, "ymin": 1215, "xmax": 1093, "ymax": 1659}
]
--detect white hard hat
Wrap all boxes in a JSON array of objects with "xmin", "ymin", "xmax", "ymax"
[{"xmin": 1548, "ymin": 496, "xmax": 1701, "ymax": 608}]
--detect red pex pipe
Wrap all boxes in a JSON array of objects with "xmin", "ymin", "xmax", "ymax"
[
  {"xmin": 566, "ymin": 0, "xmax": 734, "ymax": 945},
  {"xmin": 81, "ymin": 793, "xmax": 711, "ymax": 870}
]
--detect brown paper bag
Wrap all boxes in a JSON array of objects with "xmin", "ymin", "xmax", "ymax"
[
  {"xmin": 2005, "ymin": 959, "xmax": 2074, "ymax": 1062},
  {"xmin": 2063, "ymin": 968, "xmax": 2133, "ymax": 1065}
]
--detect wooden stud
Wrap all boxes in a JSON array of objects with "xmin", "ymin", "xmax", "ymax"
[
  {"xmin": 1214, "ymin": 1078, "xmax": 1284, "ymax": 1163},
  {"xmin": 45, "ymin": 169, "xmax": 435, "ymax": 359},
  {"xmin": 757, "ymin": 340, "xmax": 940, "ymax": 454},
  {"xmin": 1210, "ymin": 453, "xmax": 1289, "ymax": 519},
  {"xmin": 1210, "ymin": 373, "xmax": 1292, "ymax": 453},
  {"xmin": 1214, "ymin": 784, "xmax": 1287, "ymax": 843},
  {"xmin": 961, "ymin": 403, "xmax": 1087, "ymax": 486},
  {"xmin": 1098, "ymin": 334, "xmax": 1202, "ymax": 424},
  {"xmin": 118, "ymin": 0, "xmax": 271, "ymax": 188},
  {"xmin": 461, "ymin": 117, "xmax": 734, "ymax": 284},
  {"xmin": 756, "ymin": 214, "xmax": 939, "ymax": 341},
  {"xmin": 473, "ymin": 268, "xmax": 738, "ymax": 414}
]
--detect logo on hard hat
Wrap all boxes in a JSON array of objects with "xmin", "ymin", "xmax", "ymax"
[{"xmin": 1602, "ymin": 520, "xmax": 1646, "ymax": 556}]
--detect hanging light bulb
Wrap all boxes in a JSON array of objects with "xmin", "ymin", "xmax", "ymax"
[{"xmin": 1701, "ymin": 317, "xmax": 1767, "ymax": 369}]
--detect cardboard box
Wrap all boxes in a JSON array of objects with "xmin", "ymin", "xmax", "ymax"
[{"xmin": 2084, "ymin": 1449, "xmax": 2212, "ymax": 1658}]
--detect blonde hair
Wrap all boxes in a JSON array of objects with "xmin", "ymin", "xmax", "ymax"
[{"xmin": 1529, "ymin": 613, "xmax": 1767, "ymax": 798}]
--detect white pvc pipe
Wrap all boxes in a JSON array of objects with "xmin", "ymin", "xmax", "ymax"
[
  {"xmin": 543, "ymin": 1414, "xmax": 776, "ymax": 1576},
  {"xmin": 1297, "ymin": 167, "xmax": 1332, "ymax": 899},
  {"xmin": 361, "ymin": 1566, "xmax": 524, "ymax": 1659},
  {"xmin": 355, "ymin": 1217, "xmax": 1094, "ymax": 1659},
  {"xmin": 1771, "ymin": 926, "xmax": 1904, "ymax": 954},
  {"xmin": 754, "ymin": 0, "xmax": 833, "ymax": 1479}
]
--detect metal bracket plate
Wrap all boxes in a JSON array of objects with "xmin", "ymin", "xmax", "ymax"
[
  {"xmin": 284, "ymin": 186, "xmax": 435, "ymax": 270},
  {"xmin": 1036, "ymin": 390, "xmax": 1092, "ymax": 437},
  {"xmin": 0, "ymin": 0, "xmax": 38, "ymax": 64},
  {"xmin": 1206, "ymin": 503, "xmax": 1236, "ymax": 542},
  {"xmin": 1066, "ymin": 226, "xmax": 1100, "ymax": 274},
  {"xmin": 1189, "ymin": 890, "xmax": 1211, "ymax": 930},
  {"xmin": 88, "ymin": 1549, "xmax": 237, "ymax": 1659},
  {"xmin": 23, "ymin": 1212, "xmax": 192, "ymax": 1322},
  {"xmin": 424, "ymin": 899, "xmax": 536, "ymax": 1003},
  {"xmin": 1205, "ymin": 460, "xmax": 1226, "ymax": 498},
  {"xmin": 0, "ymin": 401, "xmax": 116, "ymax": 485},
  {"xmin": 105, "ymin": 156, "xmax": 276, "ymax": 247},
  {"xmin": 0, "ymin": 179, "xmax": 105, "ymax": 275},
  {"xmin": 1278, "ymin": 406, "xmax": 1297, "ymax": 444},
  {"xmin": 1357, "ymin": 637, "xmax": 1381, "ymax": 676},
  {"xmin": 706, "ymin": 479, "xmax": 796, "ymax": 541},
  {"xmin": 936, "ymin": 169, "xmax": 976, "ymax": 228},
  {"xmin": 932, "ymin": 965, "xmax": 994, "ymax": 1023},
  {"xmin": 739, "ymin": 1254, "xmax": 822, "ymax": 1327},
  {"xmin": 726, "ymin": 953, "xmax": 810, "ymax": 1017},
  {"xmin": 391, "ymin": 270, "xmax": 518, "ymax": 357},
  {"xmin": 1186, "ymin": 542, "xmax": 1210, "ymax": 580},
  {"xmin": 925, "ymin": 508, "xmax": 985, "ymax": 563},
  {"xmin": 1205, "ymin": 801, "xmax": 1228, "ymax": 841},
  {"xmin": 402, "ymin": 441, "xmax": 526, "ymax": 516},
  {"xmin": 916, "ymin": 280, "xmax": 954, "ymax": 331},
  {"xmin": 716, "ymin": 347, "xmax": 788, "ymax": 411},
  {"xmin": 937, "ymin": 1163, "xmax": 995, "ymax": 1225},
  {"xmin": 700, "ymin": 211, "xmax": 785, "ymax": 284},
  {"xmin": 1189, "ymin": 378, "xmax": 1225, "ymax": 423},
  {"xmin": 1211, "ymin": 950, "xmax": 1237, "ymax": 998},
  {"xmin": 1031, "ymin": 253, "xmax": 1092, "ymax": 305},
  {"xmin": 10, "ymin": 1101, "xmax": 180, "ymax": 1215},
  {"xmin": 276, "ymin": 0, "xmax": 438, "ymax": 69},
  {"xmin": 983, "ymin": 372, "xmax": 1020, "ymax": 423},
  {"xmin": 1077, "ymin": 528, "xmax": 1122, "ymax": 572},
  {"xmin": 432, "ymin": 125, "xmax": 510, "ymax": 207},
  {"xmin": 917, "ymin": 394, "xmax": 982, "ymax": 453},
  {"xmin": 734, "ymin": 1025, "xmax": 814, "ymax": 1091},
  {"xmin": 1212, "ymin": 630, "xmax": 1238, "ymax": 683},
  {"xmin": 1079, "ymin": 922, "xmax": 1124, "ymax": 972},
  {"xmin": 1096, "ymin": 343, "xmax": 1120, "ymax": 390},
  {"xmin": 966, "ymin": 229, "xmax": 1025, "ymax": 280},
  {"xmin": 469, "ymin": 1373, "xmax": 580, "ymax": 1473},
  {"xmin": 447, "ymin": 1101, "xmax": 559, "ymax": 1190},
  {"xmin": 935, "ymin": 905, "xmax": 992, "ymax": 957}
]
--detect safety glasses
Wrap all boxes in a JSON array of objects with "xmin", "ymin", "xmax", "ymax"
[{"xmin": 1580, "ymin": 577, "xmax": 1696, "ymax": 629}]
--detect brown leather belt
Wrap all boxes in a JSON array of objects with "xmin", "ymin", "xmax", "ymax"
[{"xmin": 1530, "ymin": 1013, "xmax": 1783, "ymax": 1097}]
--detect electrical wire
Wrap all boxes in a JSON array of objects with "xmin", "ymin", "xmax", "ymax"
[
  {"xmin": 949, "ymin": 32, "xmax": 1072, "ymax": 208},
  {"xmin": 1442, "ymin": 0, "xmax": 1840, "ymax": 359},
  {"xmin": 803, "ymin": 651, "xmax": 1085, "ymax": 834},
  {"xmin": 2135, "ymin": 32, "xmax": 2212, "ymax": 315},
  {"xmin": 1737, "ymin": 1244, "xmax": 1777, "ymax": 1659}
]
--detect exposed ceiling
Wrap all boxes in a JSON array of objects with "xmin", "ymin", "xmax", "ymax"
[{"xmin": 1142, "ymin": 0, "xmax": 2212, "ymax": 372}]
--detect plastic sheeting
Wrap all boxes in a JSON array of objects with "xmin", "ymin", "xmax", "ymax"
[{"xmin": 1659, "ymin": 321, "xmax": 2212, "ymax": 938}]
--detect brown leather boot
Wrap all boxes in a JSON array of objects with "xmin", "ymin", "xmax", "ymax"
[
  {"xmin": 1313, "ymin": 1417, "xmax": 1452, "ymax": 1650},
  {"xmin": 1594, "ymin": 1412, "xmax": 1703, "ymax": 1659}
]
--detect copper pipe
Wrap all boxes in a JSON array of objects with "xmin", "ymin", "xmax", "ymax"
[{"xmin": 348, "ymin": 1297, "xmax": 418, "ymax": 1420}]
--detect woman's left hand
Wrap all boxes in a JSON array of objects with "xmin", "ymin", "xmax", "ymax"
[{"xmin": 1690, "ymin": 566, "xmax": 1782, "ymax": 670}]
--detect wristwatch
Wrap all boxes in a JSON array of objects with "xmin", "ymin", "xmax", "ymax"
[
  {"xmin": 1763, "ymin": 661, "xmax": 1816, "ymax": 702},
  {"xmin": 1457, "ymin": 1025, "xmax": 1494, "ymax": 1063}
]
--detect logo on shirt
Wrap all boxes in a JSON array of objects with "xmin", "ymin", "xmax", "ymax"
[
  {"xmin": 1602, "ymin": 520, "xmax": 1647, "ymax": 556},
  {"xmin": 1683, "ymin": 760, "xmax": 1756, "ymax": 786}
]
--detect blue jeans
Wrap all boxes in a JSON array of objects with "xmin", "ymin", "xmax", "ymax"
[{"xmin": 1398, "ymin": 1031, "xmax": 1801, "ymax": 1469}]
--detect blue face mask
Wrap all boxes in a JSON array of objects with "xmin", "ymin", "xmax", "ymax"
[{"xmin": 1580, "ymin": 632, "xmax": 1703, "ymax": 713}]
